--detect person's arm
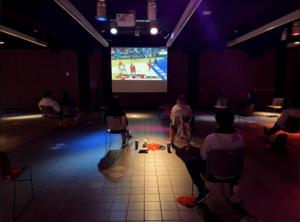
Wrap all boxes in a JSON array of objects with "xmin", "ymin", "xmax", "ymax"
[
  {"xmin": 170, "ymin": 107, "xmax": 175, "ymax": 122},
  {"xmin": 276, "ymin": 110, "xmax": 289, "ymax": 127},
  {"xmin": 200, "ymin": 137, "xmax": 211, "ymax": 161},
  {"xmin": 53, "ymin": 101, "xmax": 61, "ymax": 112},
  {"xmin": 38, "ymin": 101, "xmax": 42, "ymax": 110}
]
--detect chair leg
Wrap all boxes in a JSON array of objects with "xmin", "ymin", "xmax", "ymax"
[{"xmin": 13, "ymin": 181, "xmax": 16, "ymax": 220}]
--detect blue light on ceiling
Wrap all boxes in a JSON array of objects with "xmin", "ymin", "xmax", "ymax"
[{"xmin": 97, "ymin": 17, "xmax": 106, "ymax": 21}]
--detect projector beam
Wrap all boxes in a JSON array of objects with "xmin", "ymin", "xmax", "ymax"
[
  {"xmin": 0, "ymin": 25, "xmax": 47, "ymax": 47},
  {"xmin": 166, "ymin": 0, "xmax": 202, "ymax": 47},
  {"xmin": 55, "ymin": 0, "xmax": 109, "ymax": 47},
  {"xmin": 227, "ymin": 10, "xmax": 300, "ymax": 47}
]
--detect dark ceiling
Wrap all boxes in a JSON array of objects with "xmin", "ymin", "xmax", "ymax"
[{"xmin": 0, "ymin": 0, "xmax": 298, "ymax": 52}]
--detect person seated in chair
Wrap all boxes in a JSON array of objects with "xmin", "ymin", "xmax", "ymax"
[
  {"xmin": 38, "ymin": 91, "xmax": 60, "ymax": 115},
  {"xmin": 263, "ymin": 96, "xmax": 300, "ymax": 137},
  {"xmin": 169, "ymin": 95, "xmax": 192, "ymax": 146},
  {"xmin": 104, "ymin": 97, "xmax": 133, "ymax": 147},
  {"xmin": 60, "ymin": 90, "xmax": 79, "ymax": 127},
  {"xmin": 186, "ymin": 108, "xmax": 244, "ymax": 203},
  {"xmin": 234, "ymin": 91, "xmax": 257, "ymax": 112}
]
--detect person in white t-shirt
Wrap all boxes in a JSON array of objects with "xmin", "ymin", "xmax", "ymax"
[
  {"xmin": 186, "ymin": 108, "xmax": 244, "ymax": 203},
  {"xmin": 38, "ymin": 91, "xmax": 61, "ymax": 115},
  {"xmin": 169, "ymin": 95, "xmax": 192, "ymax": 145},
  {"xmin": 263, "ymin": 96, "xmax": 300, "ymax": 137}
]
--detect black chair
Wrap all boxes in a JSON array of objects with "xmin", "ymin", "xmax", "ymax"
[
  {"xmin": 1, "ymin": 151, "xmax": 34, "ymax": 220},
  {"xmin": 192, "ymin": 149, "xmax": 245, "ymax": 218},
  {"xmin": 40, "ymin": 106, "xmax": 60, "ymax": 129},
  {"xmin": 236, "ymin": 104, "xmax": 255, "ymax": 127},
  {"xmin": 61, "ymin": 105, "xmax": 78, "ymax": 124}
]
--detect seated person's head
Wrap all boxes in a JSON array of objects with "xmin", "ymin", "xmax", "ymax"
[
  {"xmin": 215, "ymin": 108, "xmax": 235, "ymax": 129},
  {"xmin": 177, "ymin": 95, "xmax": 186, "ymax": 104},
  {"xmin": 108, "ymin": 96, "xmax": 122, "ymax": 110},
  {"xmin": 62, "ymin": 90, "xmax": 69, "ymax": 98},
  {"xmin": 44, "ymin": 91, "xmax": 53, "ymax": 98},
  {"xmin": 290, "ymin": 96, "xmax": 300, "ymax": 108}
]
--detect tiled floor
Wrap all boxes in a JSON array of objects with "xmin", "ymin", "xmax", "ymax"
[{"xmin": 0, "ymin": 109, "xmax": 299, "ymax": 222}]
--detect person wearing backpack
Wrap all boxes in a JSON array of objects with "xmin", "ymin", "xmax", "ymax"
[
  {"xmin": 169, "ymin": 95, "xmax": 192, "ymax": 146},
  {"xmin": 186, "ymin": 108, "xmax": 244, "ymax": 203}
]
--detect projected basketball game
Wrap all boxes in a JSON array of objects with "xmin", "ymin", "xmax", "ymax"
[{"xmin": 111, "ymin": 47, "xmax": 168, "ymax": 93}]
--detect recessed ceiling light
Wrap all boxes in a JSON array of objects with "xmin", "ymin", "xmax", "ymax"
[
  {"xmin": 294, "ymin": 42, "xmax": 300, "ymax": 44},
  {"xmin": 203, "ymin": 10, "xmax": 211, "ymax": 15},
  {"xmin": 0, "ymin": 42, "xmax": 4, "ymax": 44}
]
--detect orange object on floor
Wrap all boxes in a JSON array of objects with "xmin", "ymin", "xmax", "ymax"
[
  {"xmin": 176, "ymin": 195, "xmax": 196, "ymax": 208},
  {"xmin": 147, "ymin": 143, "xmax": 161, "ymax": 151}
]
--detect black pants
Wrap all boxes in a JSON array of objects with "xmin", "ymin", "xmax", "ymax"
[
  {"xmin": 186, "ymin": 157, "xmax": 238, "ymax": 194},
  {"xmin": 267, "ymin": 123, "xmax": 284, "ymax": 136}
]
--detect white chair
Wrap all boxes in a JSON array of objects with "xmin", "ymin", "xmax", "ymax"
[
  {"xmin": 266, "ymin": 98, "xmax": 284, "ymax": 117},
  {"xmin": 192, "ymin": 149, "xmax": 245, "ymax": 218},
  {"xmin": 105, "ymin": 116, "xmax": 128, "ymax": 153},
  {"xmin": 214, "ymin": 98, "xmax": 228, "ymax": 109}
]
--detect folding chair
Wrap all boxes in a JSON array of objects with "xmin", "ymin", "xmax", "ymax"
[
  {"xmin": 40, "ymin": 106, "xmax": 60, "ymax": 129},
  {"xmin": 266, "ymin": 98, "xmax": 284, "ymax": 117},
  {"xmin": 192, "ymin": 149, "xmax": 245, "ymax": 218},
  {"xmin": 1, "ymin": 151, "xmax": 34, "ymax": 220},
  {"xmin": 61, "ymin": 105, "xmax": 79, "ymax": 125},
  {"xmin": 105, "ymin": 116, "xmax": 129, "ymax": 154},
  {"xmin": 214, "ymin": 98, "xmax": 228, "ymax": 110},
  {"xmin": 236, "ymin": 104, "xmax": 255, "ymax": 127},
  {"xmin": 161, "ymin": 104, "xmax": 174, "ymax": 128}
]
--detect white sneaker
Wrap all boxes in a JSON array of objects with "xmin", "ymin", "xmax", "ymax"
[{"xmin": 230, "ymin": 185, "xmax": 240, "ymax": 203}]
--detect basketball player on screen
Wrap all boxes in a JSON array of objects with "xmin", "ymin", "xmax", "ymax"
[
  {"xmin": 154, "ymin": 57, "xmax": 159, "ymax": 67},
  {"xmin": 130, "ymin": 63, "xmax": 133, "ymax": 75},
  {"xmin": 133, "ymin": 65, "xmax": 136, "ymax": 75},
  {"xmin": 147, "ymin": 60, "xmax": 152, "ymax": 71}
]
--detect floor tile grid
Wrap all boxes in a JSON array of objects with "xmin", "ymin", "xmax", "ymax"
[{"xmin": 32, "ymin": 123, "xmax": 108, "ymax": 216}]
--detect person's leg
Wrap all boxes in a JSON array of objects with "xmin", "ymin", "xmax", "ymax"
[
  {"xmin": 263, "ymin": 122, "xmax": 283, "ymax": 137},
  {"xmin": 169, "ymin": 123, "xmax": 175, "ymax": 143},
  {"xmin": 186, "ymin": 157, "xmax": 206, "ymax": 193},
  {"xmin": 229, "ymin": 181, "xmax": 240, "ymax": 203}
]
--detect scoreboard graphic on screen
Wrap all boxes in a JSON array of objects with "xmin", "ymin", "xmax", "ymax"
[{"xmin": 111, "ymin": 47, "xmax": 168, "ymax": 81}]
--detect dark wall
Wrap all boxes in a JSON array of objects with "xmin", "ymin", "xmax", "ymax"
[
  {"xmin": 198, "ymin": 49, "xmax": 277, "ymax": 107},
  {"xmin": 89, "ymin": 50, "xmax": 102, "ymax": 108},
  {"xmin": 0, "ymin": 49, "xmax": 79, "ymax": 108},
  {"xmin": 283, "ymin": 49, "xmax": 300, "ymax": 104}
]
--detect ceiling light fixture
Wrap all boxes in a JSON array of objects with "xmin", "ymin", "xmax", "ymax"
[
  {"xmin": 147, "ymin": 0, "xmax": 157, "ymax": 20},
  {"xmin": 295, "ymin": 41, "xmax": 300, "ymax": 44},
  {"xmin": 203, "ymin": 10, "xmax": 211, "ymax": 15},
  {"xmin": 54, "ymin": 0, "xmax": 108, "ymax": 47},
  {"xmin": 281, "ymin": 29, "xmax": 287, "ymax": 41},
  {"xmin": 110, "ymin": 22, "xmax": 118, "ymax": 35},
  {"xmin": 159, "ymin": 28, "xmax": 169, "ymax": 39},
  {"xmin": 0, "ymin": 25, "xmax": 47, "ymax": 47},
  {"xmin": 292, "ymin": 20, "xmax": 299, "ymax": 36},
  {"xmin": 0, "ymin": 42, "xmax": 4, "ymax": 44},
  {"xmin": 150, "ymin": 22, "xmax": 158, "ymax": 35},
  {"xmin": 96, "ymin": 0, "xmax": 107, "ymax": 21}
]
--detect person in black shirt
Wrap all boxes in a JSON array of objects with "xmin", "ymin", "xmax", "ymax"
[
  {"xmin": 104, "ymin": 97, "xmax": 133, "ymax": 147},
  {"xmin": 60, "ymin": 90, "xmax": 79, "ymax": 126},
  {"xmin": 235, "ymin": 91, "xmax": 257, "ymax": 110}
]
